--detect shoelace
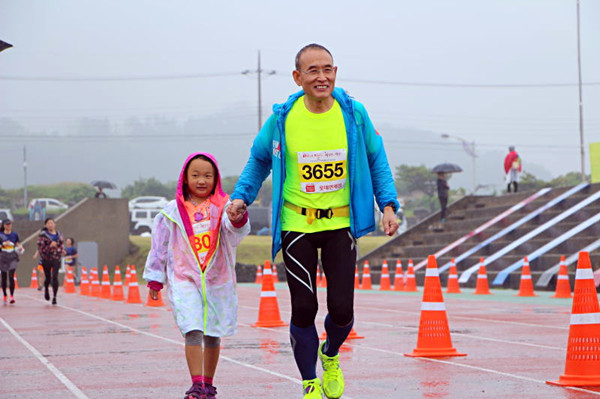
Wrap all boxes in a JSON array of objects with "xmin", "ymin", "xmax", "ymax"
[
  {"xmin": 185, "ymin": 382, "xmax": 204, "ymax": 396},
  {"xmin": 204, "ymin": 384, "xmax": 217, "ymax": 397}
]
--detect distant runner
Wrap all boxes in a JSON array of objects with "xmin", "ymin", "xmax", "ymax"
[{"xmin": 0, "ymin": 219, "xmax": 24, "ymax": 304}]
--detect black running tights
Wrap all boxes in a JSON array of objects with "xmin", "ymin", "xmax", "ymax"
[
  {"xmin": 1, "ymin": 270, "xmax": 15, "ymax": 296},
  {"xmin": 281, "ymin": 227, "xmax": 357, "ymax": 327},
  {"xmin": 42, "ymin": 258, "xmax": 61, "ymax": 297}
]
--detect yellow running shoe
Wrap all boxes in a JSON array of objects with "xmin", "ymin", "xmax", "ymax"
[
  {"xmin": 318, "ymin": 341, "xmax": 345, "ymax": 398},
  {"xmin": 303, "ymin": 378, "xmax": 323, "ymax": 399}
]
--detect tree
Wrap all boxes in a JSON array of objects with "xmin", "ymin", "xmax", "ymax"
[
  {"xmin": 394, "ymin": 164, "xmax": 437, "ymax": 197},
  {"xmin": 121, "ymin": 178, "xmax": 174, "ymax": 199}
]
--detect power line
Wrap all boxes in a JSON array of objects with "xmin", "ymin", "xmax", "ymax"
[{"xmin": 0, "ymin": 72, "xmax": 241, "ymax": 82}]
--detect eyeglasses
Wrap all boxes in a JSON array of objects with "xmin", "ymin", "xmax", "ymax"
[{"xmin": 298, "ymin": 67, "xmax": 336, "ymax": 77}]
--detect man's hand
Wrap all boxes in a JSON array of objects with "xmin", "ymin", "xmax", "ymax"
[
  {"xmin": 382, "ymin": 206, "xmax": 399, "ymax": 236},
  {"xmin": 149, "ymin": 288, "xmax": 159, "ymax": 301},
  {"xmin": 227, "ymin": 199, "xmax": 247, "ymax": 224}
]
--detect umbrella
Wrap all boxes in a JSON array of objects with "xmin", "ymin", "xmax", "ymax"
[
  {"xmin": 432, "ymin": 163, "xmax": 463, "ymax": 174},
  {"xmin": 91, "ymin": 180, "xmax": 117, "ymax": 189},
  {"xmin": 0, "ymin": 40, "xmax": 13, "ymax": 53}
]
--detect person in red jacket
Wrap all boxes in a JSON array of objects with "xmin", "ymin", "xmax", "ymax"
[{"xmin": 504, "ymin": 146, "xmax": 522, "ymax": 193}]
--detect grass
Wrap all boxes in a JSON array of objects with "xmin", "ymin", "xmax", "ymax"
[{"xmin": 125, "ymin": 234, "xmax": 392, "ymax": 267}]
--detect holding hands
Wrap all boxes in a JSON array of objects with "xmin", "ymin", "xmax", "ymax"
[{"xmin": 227, "ymin": 199, "xmax": 247, "ymax": 224}]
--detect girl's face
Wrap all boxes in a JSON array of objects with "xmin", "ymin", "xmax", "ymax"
[
  {"xmin": 45, "ymin": 219, "xmax": 56, "ymax": 231},
  {"xmin": 186, "ymin": 158, "xmax": 216, "ymax": 200},
  {"xmin": 66, "ymin": 238, "xmax": 73, "ymax": 247}
]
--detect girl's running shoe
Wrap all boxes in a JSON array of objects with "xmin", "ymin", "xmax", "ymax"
[
  {"xmin": 9, "ymin": 296, "xmax": 15, "ymax": 304},
  {"xmin": 302, "ymin": 378, "xmax": 323, "ymax": 399},
  {"xmin": 184, "ymin": 382, "xmax": 206, "ymax": 399},
  {"xmin": 3, "ymin": 295, "xmax": 6, "ymax": 303},
  {"xmin": 203, "ymin": 383, "xmax": 217, "ymax": 399}
]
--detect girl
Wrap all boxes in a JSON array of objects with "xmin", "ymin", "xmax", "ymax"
[
  {"xmin": 0, "ymin": 219, "xmax": 24, "ymax": 304},
  {"xmin": 35, "ymin": 218, "xmax": 64, "ymax": 305},
  {"xmin": 144, "ymin": 153, "xmax": 249, "ymax": 399},
  {"xmin": 63, "ymin": 237, "xmax": 79, "ymax": 285}
]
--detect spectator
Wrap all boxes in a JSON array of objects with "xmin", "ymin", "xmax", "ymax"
[
  {"xmin": 437, "ymin": 172, "xmax": 450, "ymax": 222},
  {"xmin": 504, "ymin": 146, "xmax": 522, "ymax": 193}
]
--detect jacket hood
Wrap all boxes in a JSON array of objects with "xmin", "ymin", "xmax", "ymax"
[
  {"xmin": 272, "ymin": 87, "xmax": 353, "ymax": 117},
  {"xmin": 175, "ymin": 152, "xmax": 229, "ymax": 246}
]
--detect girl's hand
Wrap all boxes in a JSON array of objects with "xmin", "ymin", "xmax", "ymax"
[
  {"xmin": 50, "ymin": 241, "xmax": 57, "ymax": 247},
  {"xmin": 227, "ymin": 200, "xmax": 247, "ymax": 223},
  {"xmin": 149, "ymin": 288, "xmax": 159, "ymax": 301}
]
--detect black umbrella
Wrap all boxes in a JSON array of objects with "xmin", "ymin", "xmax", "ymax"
[
  {"xmin": 91, "ymin": 180, "xmax": 117, "ymax": 189},
  {"xmin": 432, "ymin": 163, "xmax": 463, "ymax": 174},
  {"xmin": 0, "ymin": 40, "xmax": 13, "ymax": 53}
]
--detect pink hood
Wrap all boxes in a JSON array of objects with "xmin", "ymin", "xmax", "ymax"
[{"xmin": 176, "ymin": 152, "xmax": 229, "ymax": 271}]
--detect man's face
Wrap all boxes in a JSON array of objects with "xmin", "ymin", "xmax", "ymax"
[{"xmin": 292, "ymin": 49, "xmax": 337, "ymax": 101}]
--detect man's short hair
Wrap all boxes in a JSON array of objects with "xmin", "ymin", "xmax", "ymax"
[{"xmin": 295, "ymin": 43, "xmax": 333, "ymax": 70}]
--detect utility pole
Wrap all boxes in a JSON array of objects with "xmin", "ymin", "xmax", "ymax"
[
  {"xmin": 257, "ymin": 51, "xmax": 262, "ymax": 132},
  {"xmin": 242, "ymin": 51, "xmax": 276, "ymax": 132},
  {"xmin": 23, "ymin": 145, "xmax": 28, "ymax": 209},
  {"xmin": 576, "ymin": 0, "xmax": 586, "ymax": 182}
]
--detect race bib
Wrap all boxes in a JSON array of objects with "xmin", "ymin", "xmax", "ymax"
[
  {"xmin": 192, "ymin": 220, "xmax": 212, "ymax": 263},
  {"xmin": 297, "ymin": 149, "xmax": 347, "ymax": 193},
  {"xmin": 1, "ymin": 242, "xmax": 15, "ymax": 253}
]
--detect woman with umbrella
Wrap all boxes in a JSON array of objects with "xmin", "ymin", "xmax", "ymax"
[
  {"xmin": 432, "ymin": 163, "xmax": 462, "ymax": 223},
  {"xmin": 91, "ymin": 180, "xmax": 117, "ymax": 198}
]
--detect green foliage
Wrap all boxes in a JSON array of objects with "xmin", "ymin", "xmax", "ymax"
[
  {"xmin": 121, "ymin": 178, "xmax": 176, "ymax": 200},
  {"xmin": 395, "ymin": 164, "xmax": 437, "ymax": 197},
  {"xmin": 0, "ymin": 182, "xmax": 96, "ymax": 208},
  {"xmin": 221, "ymin": 176, "xmax": 239, "ymax": 194},
  {"xmin": 519, "ymin": 171, "xmax": 587, "ymax": 192}
]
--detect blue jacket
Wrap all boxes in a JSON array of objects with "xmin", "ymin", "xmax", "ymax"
[{"xmin": 232, "ymin": 87, "xmax": 399, "ymax": 260}]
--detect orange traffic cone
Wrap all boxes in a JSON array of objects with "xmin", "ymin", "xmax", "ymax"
[
  {"xmin": 100, "ymin": 266, "xmax": 111, "ymax": 299},
  {"xmin": 547, "ymin": 251, "xmax": 600, "ymax": 386},
  {"xmin": 360, "ymin": 261, "xmax": 372, "ymax": 290},
  {"xmin": 517, "ymin": 257, "xmax": 536, "ymax": 297},
  {"xmin": 272, "ymin": 263, "xmax": 279, "ymax": 283},
  {"xmin": 553, "ymin": 256, "xmax": 572, "ymax": 298},
  {"xmin": 321, "ymin": 327, "xmax": 364, "ymax": 341},
  {"xmin": 124, "ymin": 265, "xmax": 131, "ymax": 286},
  {"xmin": 146, "ymin": 290, "xmax": 165, "ymax": 307},
  {"xmin": 111, "ymin": 266, "xmax": 125, "ymax": 301},
  {"xmin": 474, "ymin": 258, "xmax": 491, "ymax": 295},
  {"xmin": 254, "ymin": 264, "xmax": 262, "ymax": 284},
  {"xmin": 354, "ymin": 264, "xmax": 360, "ymax": 289},
  {"xmin": 393, "ymin": 260, "xmax": 404, "ymax": 291},
  {"xmin": 126, "ymin": 265, "xmax": 143, "ymax": 304},
  {"xmin": 404, "ymin": 259, "xmax": 418, "ymax": 292},
  {"xmin": 13, "ymin": 274, "xmax": 18, "ymax": 289},
  {"xmin": 379, "ymin": 260, "xmax": 391, "ymax": 291},
  {"xmin": 90, "ymin": 267, "xmax": 101, "ymax": 297},
  {"xmin": 446, "ymin": 260, "xmax": 462, "ymax": 294},
  {"xmin": 405, "ymin": 255, "xmax": 466, "ymax": 358},
  {"xmin": 64, "ymin": 267, "xmax": 76, "ymax": 293},
  {"xmin": 29, "ymin": 268, "xmax": 38, "ymax": 289},
  {"xmin": 253, "ymin": 261, "xmax": 287, "ymax": 328},
  {"xmin": 80, "ymin": 267, "xmax": 90, "ymax": 296},
  {"xmin": 319, "ymin": 266, "xmax": 328, "ymax": 288}
]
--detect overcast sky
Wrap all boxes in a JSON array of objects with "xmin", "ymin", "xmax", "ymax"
[{"xmin": 1, "ymin": 0, "xmax": 599, "ymax": 194}]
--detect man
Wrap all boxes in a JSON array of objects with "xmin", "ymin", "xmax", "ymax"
[
  {"xmin": 504, "ymin": 146, "xmax": 522, "ymax": 193},
  {"xmin": 228, "ymin": 44, "xmax": 399, "ymax": 399},
  {"xmin": 436, "ymin": 172, "xmax": 449, "ymax": 222}
]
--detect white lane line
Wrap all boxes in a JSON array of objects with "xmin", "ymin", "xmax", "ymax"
[
  {"xmin": 0, "ymin": 317, "xmax": 90, "ymax": 399},
  {"xmin": 342, "ymin": 343, "xmax": 600, "ymax": 397},
  {"xmin": 240, "ymin": 305, "xmax": 564, "ymax": 351},
  {"xmin": 355, "ymin": 304, "xmax": 569, "ymax": 330},
  {"xmin": 20, "ymin": 295, "xmax": 347, "ymax": 397},
  {"xmin": 238, "ymin": 313, "xmax": 593, "ymax": 394}
]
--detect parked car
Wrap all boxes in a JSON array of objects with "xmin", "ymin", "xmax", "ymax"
[
  {"xmin": 0, "ymin": 209, "xmax": 13, "ymax": 221},
  {"xmin": 130, "ymin": 208, "xmax": 162, "ymax": 235},
  {"xmin": 128, "ymin": 196, "xmax": 169, "ymax": 210},
  {"xmin": 28, "ymin": 198, "xmax": 69, "ymax": 212}
]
